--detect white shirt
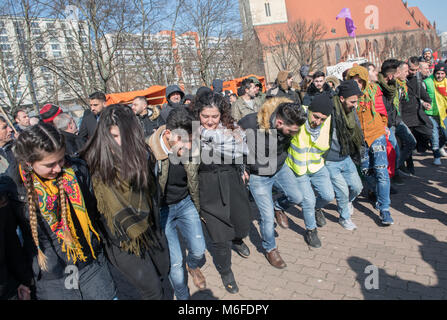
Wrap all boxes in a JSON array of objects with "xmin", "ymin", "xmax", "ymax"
[{"xmin": 160, "ymin": 130, "xmax": 172, "ymax": 155}]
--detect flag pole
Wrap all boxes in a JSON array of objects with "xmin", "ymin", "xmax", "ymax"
[{"xmin": 354, "ymin": 35, "xmax": 360, "ymax": 58}]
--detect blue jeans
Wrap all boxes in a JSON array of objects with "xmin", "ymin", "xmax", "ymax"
[
  {"xmin": 249, "ymin": 163, "xmax": 303, "ymax": 252},
  {"xmin": 428, "ymin": 116, "xmax": 447, "ymax": 158},
  {"xmin": 160, "ymin": 195, "xmax": 206, "ymax": 300},
  {"xmin": 326, "ymin": 157, "xmax": 363, "ymax": 220},
  {"xmin": 391, "ymin": 122, "xmax": 417, "ymax": 168},
  {"xmin": 360, "ymin": 135, "xmax": 390, "ymax": 212},
  {"xmin": 275, "ymin": 166, "xmax": 335, "ymax": 230},
  {"xmin": 291, "ymin": 166, "xmax": 334, "ymax": 230}
]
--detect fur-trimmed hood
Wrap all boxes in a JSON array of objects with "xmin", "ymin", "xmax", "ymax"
[
  {"xmin": 256, "ymin": 97, "xmax": 293, "ymax": 131},
  {"xmin": 325, "ymin": 76, "xmax": 341, "ymax": 89},
  {"xmin": 277, "ymin": 70, "xmax": 291, "ymax": 91},
  {"xmin": 306, "ymin": 82, "xmax": 333, "ymax": 96},
  {"xmin": 146, "ymin": 125, "xmax": 168, "ymax": 161},
  {"xmin": 148, "ymin": 105, "xmax": 161, "ymax": 121}
]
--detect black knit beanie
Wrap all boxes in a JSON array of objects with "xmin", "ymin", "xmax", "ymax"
[
  {"xmin": 434, "ymin": 63, "xmax": 447, "ymax": 75},
  {"xmin": 309, "ymin": 94, "xmax": 334, "ymax": 116}
]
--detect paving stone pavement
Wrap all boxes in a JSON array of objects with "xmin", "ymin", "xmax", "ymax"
[{"xmin": 114, "ymin": 154, "xmax": 447, "ymax": 300}]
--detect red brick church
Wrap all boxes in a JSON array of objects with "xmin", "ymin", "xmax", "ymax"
[{"xmin": 239, "ymin": 0, "xmax": 440, "ymax": 81}]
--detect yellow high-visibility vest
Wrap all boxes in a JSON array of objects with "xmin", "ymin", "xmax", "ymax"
[{"xmin": 286, "ymin": 114, "xmax": 331, "ymax": 176}]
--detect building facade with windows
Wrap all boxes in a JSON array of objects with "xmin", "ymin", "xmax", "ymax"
[
  {"xmin": 441, "ymin": 32, "xmax": 447, "ymax": 61},
  {"xmin": 0, "ymin": 15, "xmax": 89, "ymax": 114},
  {"xmin": 106, "ymin": 30, "xmax": 235, "ymax": 93},
  {"xmin": 239, "ymin": 0, "xmax": 440, "ymax": 82}
]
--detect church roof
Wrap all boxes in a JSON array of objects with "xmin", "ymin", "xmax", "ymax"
[
  {"xmin": 408, "ymin": 6, "xmax": 433, "ymax": 30},
  {"xmin": 255, "ymin": 0, "xmax": 426, "ymax": 46}
]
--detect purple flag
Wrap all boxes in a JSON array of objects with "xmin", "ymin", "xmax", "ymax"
[
  {"xmin": 336, "ymin": 8, "xmax": 352, "ymax": 20},
  {"xmin": 336, "ymin": 8, "xmax": 357, "ymax": 37}
]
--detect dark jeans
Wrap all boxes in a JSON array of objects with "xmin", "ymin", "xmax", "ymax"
[
  {"xmin": 106, "ymin": 244, "xmax": 164, "ymax": 300},
  {"xmin": 391, "ymin": 121, "xmax": 417, "ymax": 169},
  {"xmin": 35, "ymin": 252, "xmax": 116, "ymax": 300}
]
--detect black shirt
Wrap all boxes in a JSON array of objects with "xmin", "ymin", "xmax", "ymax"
[{"xmin": 163, "ymin": 162, "xmax": 188, "ymax": 205}]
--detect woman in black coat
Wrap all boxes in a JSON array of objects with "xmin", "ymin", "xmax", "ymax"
[
  {"xmin": 193, "ymin": 91, "xmax": 251, "ymax": 294},
  {"xmin": 81, "ymin": 104, "xmax": 170, "ymax": 300}
]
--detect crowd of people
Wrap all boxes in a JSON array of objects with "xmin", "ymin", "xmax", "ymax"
[{"xmin": 0, "ymin": 47, "xmax": 446, "ymax": 300}]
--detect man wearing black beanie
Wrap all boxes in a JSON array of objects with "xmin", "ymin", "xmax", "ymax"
[
  {"xmin": 277, "ymin": 92, "xmax": 335, "ymax": 248},
  {"xmin": 325, "ymin": 80, "xmax": 364, "ymax": 231}
]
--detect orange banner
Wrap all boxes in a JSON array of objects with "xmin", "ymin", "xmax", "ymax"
[
  {"xmin": 220, "ymin": 74, "xmax": 266, "ymax": 95},
  {"xmin": 106, "ymin": 85, "xmax": 167, "ymax": 106}
]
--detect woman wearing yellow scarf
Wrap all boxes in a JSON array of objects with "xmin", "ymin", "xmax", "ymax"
[
  {"xmin": 423, "ymin": 63, "xmax": 447, "ymax": 165},
  {"xmin": 13, "ymin": 123, "xmax": 116, "ymax": 299}
]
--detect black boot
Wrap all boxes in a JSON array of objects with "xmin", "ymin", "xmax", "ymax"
[
  {"xmin": 232, "ymin": 239, "xmax": 250, "ymax": 258},
  {"xmin": 315, "ymin": 208, "xmax": 327, "ymax": 227},
  {"xmin": 305, "ymin": 229, "xmax": 321, "ymax": 248},
  {"xmin": 221, "ymin": 271, "xmax": 239, "ymax": 294}
]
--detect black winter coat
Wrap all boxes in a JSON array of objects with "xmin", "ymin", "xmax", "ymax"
[
  {"xmin": 138, "ymin": 113, "xmax": 163, "ymax": 138},
  {"xmin": 302, "ymin": 83, "xmax": 335, "ymax": 106},
  {"xmin": 61, "ymin": 131, "xmax": 86, "ymax": 157},
  {"xmin": 238, "ymin": 112, "xmax": 292, "ymax": 176},
  {"xmin": 78, "ymin": 110, "xmax": 98, "ymax": 141},
  {"xmin": 0, "ymin": 201, "xmax": 32, "ymax": 299},
  {"xmin": 267, "ymin": 87, "xmax": 302, "ymax": 104},
  {"xmin": 198, "ymin": 164, "xmax": 250, "ymax": 243},
  {"xmin": 159, "ymin": 102, "xmax": 187, "ymax": 123},
  {"xmin": 401, "ymin": 74, "xmax": 432, "ymax": 129},
  {"xmin": 0, "ymin": 141, "xmax": 19, "ymax": 199},
  {"xmin": 382, "ymin": 93, "xmax": 402, "ymax": 128}
]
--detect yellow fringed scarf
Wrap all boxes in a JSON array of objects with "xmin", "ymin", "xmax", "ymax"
[{"xmin": 20, "ymin": 164, "xmax": 99, "ymax": 265}]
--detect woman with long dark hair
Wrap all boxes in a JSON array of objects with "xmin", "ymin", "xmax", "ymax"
[
  {"xmin": 13, "ymin": 123, "xmax": 116, "ymax": 299},
  {"xmin": 192, "ymin": 91, "xmax": 251, "ymax": 293},
  {"xmin": 81, "ymin": 104, "xmax": 170, "ymax": 300}
]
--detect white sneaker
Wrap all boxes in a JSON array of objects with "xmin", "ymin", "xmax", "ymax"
[
  {"xmin": 434, "ymin": 158, "xmax": 442, "ymax": 165},
  {"xmin": 339, "ymin": 218, "xmax": 357, "ymax": 231},
  {"xmin": 348, "ymin": 202, "xmax": 354, "ymax": 216},
  {"xmin": 440, "ymin": 148, "xmax": 447, "ymax": 157}
]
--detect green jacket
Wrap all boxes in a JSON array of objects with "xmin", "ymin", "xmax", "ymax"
[
  {"xmin": 231, "ymin": 96, "xmax": 262, "ymax": 122},
  {"xmin": 147, "ymin": 125, "xmax": 200, "ymax": 211},
  {"xmin": 423, "ymin": 75, "xmax": 438, "ymax": 116}
]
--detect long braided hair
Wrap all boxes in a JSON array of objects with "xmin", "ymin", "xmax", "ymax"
[{"xmin": 13, "ymin": 123, "xmax": 66, "ymax": 271}]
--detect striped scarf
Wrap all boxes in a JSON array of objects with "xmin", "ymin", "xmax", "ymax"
[
  {"xmin": 358, "ymin": 82, "xmax": 379, "ymax": 119},
  {"xmin": 396, "ymin": 79, "xmax": 410, "ymax": 111}
]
